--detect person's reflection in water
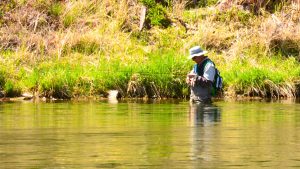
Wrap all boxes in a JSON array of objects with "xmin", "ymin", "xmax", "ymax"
[
  {"xmin": 189, "ymin": 102, "xmax": 221, "ymax": 126},
  {"xmin": 189, "ymin": 102, "xmax": 221, "ymax": 165}
]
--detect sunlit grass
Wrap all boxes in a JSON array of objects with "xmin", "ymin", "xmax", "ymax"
[
  {"xmin": 5, "ymin": 49, "xmax": 188, "ymax": 99},
  {"xmin": 222, "ymin": 54, "xmax": 300, "ymax": 97},
  {"xmin": 0, "ymin": 0, "xmax": 299, "ymax": 99}
]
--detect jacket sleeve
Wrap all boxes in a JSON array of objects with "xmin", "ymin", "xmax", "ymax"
[{"xmin": 195, "ymin": 76, "xmax": 212, "ymax": 87}]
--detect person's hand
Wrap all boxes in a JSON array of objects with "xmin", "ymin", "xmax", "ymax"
[
  {"xmin": 186, "ymin": 76, "xmax": 190, "ymax": 84},
  {"xmin": 187, "ymin": 73, "xmax": 197, "ymax": 79},
  {"xmin": 190, "ymin": 77, "xmax": 196, "ymax": 87},
  {"xmin": 186, "ymin": 73, "xmax": 197, "ymax": 87}
]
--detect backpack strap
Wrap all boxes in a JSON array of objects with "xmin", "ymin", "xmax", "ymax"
[{"xmin": 193, "ymin": 58, "xmax": 212, "ymax": 76}]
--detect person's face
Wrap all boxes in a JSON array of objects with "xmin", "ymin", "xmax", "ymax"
[{"xmin": 192, "ymin": 55, "xmax": 204, "ymax": 63}]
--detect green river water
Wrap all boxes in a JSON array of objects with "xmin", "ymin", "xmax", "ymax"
[{"xmin": 0, "ymin": 99, "xmax": 300, "ymax": 169}]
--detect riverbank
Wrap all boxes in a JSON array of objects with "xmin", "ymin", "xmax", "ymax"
[
  {"xmin": 1, "ymin": 94, "xmax": 299, "ymax": 104},
  {"xmin": 0, "ymin": 1, "xmax": 299, "ymax": 99}
]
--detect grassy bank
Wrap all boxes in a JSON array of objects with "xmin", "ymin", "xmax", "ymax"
[{"xmin": 0, "ymin": 0, "xmax": 300, "ymax": 99}]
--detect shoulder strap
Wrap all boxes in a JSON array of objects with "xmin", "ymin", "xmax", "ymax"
[{"xmin": 194, "ymin": 58, "xmax": 213, "ymax": 76}]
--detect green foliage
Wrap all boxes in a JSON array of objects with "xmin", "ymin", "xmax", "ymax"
[
  {"xmin": 156, "ymin": 27, "xmax": 186, "ymax": 49},
  {"xmin": 0, "ymin": 0, "xmax": 299, "ymax": 99},
  {"xmin": 141, "ymin": 0, "xmax": 171, "ymax": 28},
  {"xmin": 23, "ymin": 68, "xmax": 39, "ymax": 91},
  {"xmin": 17, "ymin": 50, "xmax": 190, "ymax": 99},
  {"xmin": 197, "ymin": 0, "xmax": 219, "ymax": 7},
  {"xmin": 4, "ymin": 80, "xmax": 21, "ymax": 97},
  {"xmin": 133, "ymin": 50, "xmax": 189, "ymax": 98},
  {"xmin": 61, "ymin": 1, "xmax": 99, "ymax": 28},
  {"xmin": 70, "ymin": 40, "xmax": 101, "ymax": 55},
  {"xmin": 266, "ymin": 0, "xmax": 288, "ymax": 13},
  {"xmin": 130, "ymin": 31, "xmax": 151, "ymax": 45},
  {"xmin": 222, "ymin": 52, "xmax": 299, "ymax": 96},
  {"xmin": 36, "ymin": 63, "xmax": 80, "ymax": 98},
  {"xmin": 63, "ymin": 13, "xmax": 77, "ymax": 28},
  {"xmin": 185, "ymin": 0, "xmax": 218, "ymax": 8},
  {"xmin": 214, "ymin": 7, "xmax": 254, "ymax": 25},
  {"xmin": 48, "ymin": 2, "xmax": 64, "ymax": 17},
  {"xmin": 62, "ymin": 4, "xmax": 84, "ymax": 27},
  {"xmin": 0, "ymin": 60, "xmax": 22, "ymax": 96},
  {"xmin": 182, "ymin": 9, "xmax": 209, "ymax": 23},
  {"xmin": 0, "ymin": 69, "xmax": 5, "ymax": 89}
]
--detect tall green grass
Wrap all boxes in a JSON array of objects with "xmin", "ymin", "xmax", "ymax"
[
  {"xmin": 0, "ymin": 63, "xmax": 22, "ymax": 97},
  {"xmin": 4, "ymin": 50, "xmax": 188, "ymax": 99},
  {"xmin": 222, "ymin": 51, "xmax": 300, "ymax": 97}
]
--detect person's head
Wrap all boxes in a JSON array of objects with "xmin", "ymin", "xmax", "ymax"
[{"xmin": 188, "ymin": 46, "xmax": 207, "ymax": 63}]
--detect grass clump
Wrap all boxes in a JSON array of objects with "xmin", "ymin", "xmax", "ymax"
[
  {"xmin": 48, "ymin": 2, "xmax": 64, "ymax": 17},
  {"xmin": 132, "ymin": 50, "xmax": 189, "ymax": 98},
  {"xmin": 0, "ymin": 63, "xmax": 22, "ymax": 97},
  {"xmin": 69, "ymin": 39, "xmax": 101, "ymax": 55},
  {"xmin": 62, "ymin": 2, "xmax": 85, "ymax": 28},
  {"xmin": 222, "ymin": 49, "xmax": 300, "ymax": 98},
  {"xmin": 141, "ymin": 0, "xmax": 171, "ymax": 28},
  {"xmin": 0, "ymin": 68, "xmax": 6, "ymax": 90},
  {"xmin": 213, "ymin": 7, "xmax": 255, "ymax": 26},
  {"xmin": 16, "ymin": 49, "xmax": 189, "ymax": 99},
  {"xmin": 4, "ymin": 80, "xmax": 22, "ymax": 97}
]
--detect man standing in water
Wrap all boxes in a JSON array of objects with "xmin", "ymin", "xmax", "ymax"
[{"xmin": 186, "ymin": 46, "xmax": 216, "ymax": 103}]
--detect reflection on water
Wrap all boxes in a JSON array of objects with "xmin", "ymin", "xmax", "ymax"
[
  {"xmin": 0, "ymin": 100, "xmax": 300, "ymax": 168},
  {"xmin": 189, "ymin": 103, "xmax": 221, "ymax": 126},
  {"xmin": 189, "ymin": 103, "xmax": 221, "ymax": 167}
]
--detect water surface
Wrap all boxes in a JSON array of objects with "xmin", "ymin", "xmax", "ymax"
[{"xmin": 1, "ymin": 99, "xmax": 300, "ymax": 168}]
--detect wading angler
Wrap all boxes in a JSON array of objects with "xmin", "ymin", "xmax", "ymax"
[{"xmin": 186, "ymin": 46, "xmax": 223, "ymax": 103}]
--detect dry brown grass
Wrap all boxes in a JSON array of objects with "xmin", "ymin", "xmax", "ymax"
[
  {"xmin": 260, "ymin": 80, "xmax": 296, "ymax": 98},
  {"xmin": 0, "ymin": 0, "xmax": 142, "ymax": 54},
  {"xmin": 259, "ymin": 8, "xmax": 300, "ymax": 58}
]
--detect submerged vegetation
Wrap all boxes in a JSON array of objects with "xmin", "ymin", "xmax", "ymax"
[{"xmin": 0, "ymin": 0, "xmax": 300, "ymax": 100}]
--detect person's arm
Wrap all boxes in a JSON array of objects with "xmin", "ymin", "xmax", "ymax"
[
  {"xmin": 187, "ymin": 73, "xmax": 211, "ymax": 87},
  {"xmin": 195, "ymin": 76, "xmax": 212, "ymax": 87},
  {"xmin": 195, "ymin": 62, "xmax": 215, "ymax": 87}
]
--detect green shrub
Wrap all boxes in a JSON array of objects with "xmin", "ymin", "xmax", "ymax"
[
  {"xmin": 37, "ymin": 63, "xmax": 80, "ymax": 98},
  {"xmin": 130, "ymin": 31, "xmax": 151, "ymax": 45},
  {"xmin": 48, "ymin": 2, "xmax": 64, "ymax": 17},
  {"xmin": 4, "ymin": 80, "xmax": 21, "ymax": 97},
  {"xmin": 63, "ymin": 13, "xmax": 77, "ymax": 28},
  {"xmin": 0, "ymin": 69, "xmax": 5, "ymax": 89},
  {"xmin": 141, "ymin": 0, "xmax": 171, "ymax": 28}
]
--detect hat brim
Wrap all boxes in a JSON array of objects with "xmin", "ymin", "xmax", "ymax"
[{"xmin": 188, "ymin": 51, "xmax": 208, "ymax": 59}]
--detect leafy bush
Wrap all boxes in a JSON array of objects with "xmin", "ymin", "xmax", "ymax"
[
  {"xmin": 141, "ymin": 0, "xmax": 171, "ymax": 28},
  {"xmin": 4, "ymin": 80, "xmax": 21, "ymax": 97}
]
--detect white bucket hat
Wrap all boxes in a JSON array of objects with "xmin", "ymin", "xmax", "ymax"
[{"xmin": 188, "ymin": 46, "xmax": 208, "ymax": 59}]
